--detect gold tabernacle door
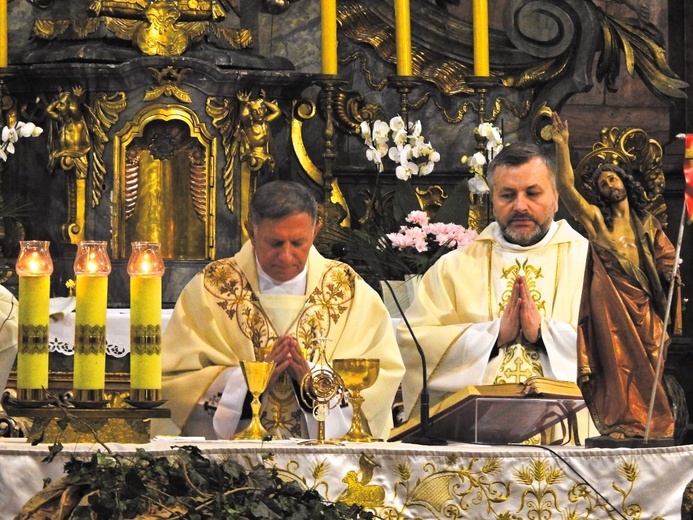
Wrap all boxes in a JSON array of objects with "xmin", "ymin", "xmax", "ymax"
[{"xmin": 389, "ymin": 377, "xmax": 586, "ymax": 444}]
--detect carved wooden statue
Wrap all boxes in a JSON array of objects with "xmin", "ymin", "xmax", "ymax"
[{"xmin": 551, "ymin": 112, "xmax": 682, "ymax": 446}]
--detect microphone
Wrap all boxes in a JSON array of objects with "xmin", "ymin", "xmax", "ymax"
[{"xmin": 331, "ymin": 243, "xmax": 447, "ymax": 445}]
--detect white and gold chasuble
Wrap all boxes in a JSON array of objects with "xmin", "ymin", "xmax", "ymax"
[
  {"xmin": 397, "ymin": 220, "xmax": 589, "ymax": 423},
  {"xmin": 257, "ymin": 293, "xmax": 310, "ymax": 438},
  {"xmin": 157, "ymin": 242, "xmax": 405, "ymax": 441}
]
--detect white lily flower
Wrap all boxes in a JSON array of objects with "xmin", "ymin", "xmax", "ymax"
[
  {"xmin": 396, "ymin": 160, "xmax": 418, "ymax": 181},
  {"xmin": 469, "ymin": 151, "xmax": 487, "ymax": 168},
  {"xmin": 360, "ymin": 121, "xmax": 373, "ymax": 146},
  {"xmin": 477, "ymin": 122, "xmax": 495, "ymax": 140},
  {"xmin": 2, "ymin": 126, "xmax": 18, "ymax": 144},
  {"xmin": 468, "ymin": 173, "xmax": 490, "ymax": 195},
  {"xmin": 389, "ymin": 115, "xmax": 405, "ymax": 133},
  {"xmin": 391, "ymin": 127, "xmax": 408, "ymax": 146},
  {"xmin": 360, "ymin": 115, "xmax": 438, "ymax": 178},
  {"xmin": 375, "ymin": 139, "xmax": 389, "ymax": 158},
  {"xmin": 372, "ymin": 120, "xmax": 390, "ymax": 141},
  {"xmin": 419, "ymin": 161, "xmax": 435, "ymax": 176},
  {"xmin": 409, "ymin": 120, "xmax": 422, "ymax": 138},
  {"xmin": 366, "ymin": 146, "xmax": 385, "ymax": 172},
  {"xmin": 489, "ymin": 142, "xmax": 504, "ymax": 159},
  {"xmin": 17, "ymin": 122, "xmax": 37, "ymax": 138},
  {"xmin": 0, "ymin": 121, "xmax": 44, "ymax": 162},
  {"xmin": 399, "ymin": 144, "xmax": 413, "ymax": 167}
]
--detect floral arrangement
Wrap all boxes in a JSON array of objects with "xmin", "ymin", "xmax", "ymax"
[
  {"xmin": 461, "ymin": 121, "xmax": 503, "ymax": 195},
  {"xmin": 329, "ymin": 208, "xmax": 478, "ymax": 280},
  {"xmin": 325, "ymin": 116, "xmax": 476, "ymax": 280},
  {"xmin": 0, "ymin": 121, "xmax": 43, "ymax": 162},
  {"xmin": 360, "ymin": 115, "xmax": 440, "ymax": 180},
  {"xmin": 388, "ymin": 210, "xmax": 477, "ymax": 256}
]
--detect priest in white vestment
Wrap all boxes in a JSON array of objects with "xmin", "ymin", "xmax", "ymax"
[
  {"xmin": 156, "ymin": 181, "xmax": 405, "ymax": 441},
  {"xmin": 398, "ymin": 143, "xmax": 589, "ymax": 439}
]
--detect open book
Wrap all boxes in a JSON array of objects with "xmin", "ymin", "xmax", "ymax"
[{"xmin": 389, "ymin": 376, "xmax": 585, "ymax": 444}]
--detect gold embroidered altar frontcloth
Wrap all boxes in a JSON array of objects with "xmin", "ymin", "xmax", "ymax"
[{"xmin": 0, "ymin": 438, "xmax": 691, "ymax": 519}]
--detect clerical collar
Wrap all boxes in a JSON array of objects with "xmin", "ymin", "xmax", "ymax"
[
  {"xmin": 493, "ymin": 220, "xmax": 559, "ymax": 251},
  {"xmin": 256, "ymin": 257, "xmax": 308, "ymax": 295}
]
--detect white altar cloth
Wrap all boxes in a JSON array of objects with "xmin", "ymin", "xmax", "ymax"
[
  {"xmin": 0, "ymin": 438, "xmax": 691, "ymax": 519},
  {"xmin": 48, "ymin": 309, "xmax": 174, "ymax": 357}
]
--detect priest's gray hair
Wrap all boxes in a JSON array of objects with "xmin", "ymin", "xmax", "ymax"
[
  {"xmin": 486, "ymin": 143, "xmax": 557, "ymax": 191},
  {"xmin": 249, "ymin": 180, "xmax": 319, "ymax": 224}
]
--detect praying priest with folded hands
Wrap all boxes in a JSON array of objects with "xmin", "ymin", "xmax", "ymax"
[
  {"xmin": 397, "ymin": 143, "xmax": 590, "ymax": 443},
  {"xmin": 156, "ymin": 180, "xmax": 404, "ymax": 441}
]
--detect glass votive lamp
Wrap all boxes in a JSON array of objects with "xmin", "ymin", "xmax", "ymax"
[
  {"xmin": 15, "ymin": 241, "xmax": 53, "ymax": 403},
  {"xmin": 72, "ymin": 240, "xmax": 111, "ymax": 404},
  {"xmin": 127, "ymin": 242, "xmax": 165, "ymax": 404}
]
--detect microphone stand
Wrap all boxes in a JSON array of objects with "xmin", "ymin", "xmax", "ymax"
[{"xmin": 380, "ymin": 278, "xmax": 447, "ymax": 445}]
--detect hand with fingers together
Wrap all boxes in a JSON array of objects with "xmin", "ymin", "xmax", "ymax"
[
  {"xmin": 264, "ymin": 334, "xmax": 311, "ymax": 387},
  {"xmin": 499, "ymin": 275, "xmax": 542, "ymax": 346}
]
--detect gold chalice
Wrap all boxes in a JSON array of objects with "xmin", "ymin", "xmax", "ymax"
[
  {"xmin": 333, "ymin": 358, "xmax": 380, "ymax": 442},
  {"xmin": 234, "ymin": 360, "xmax": 276, "ymax": 441}
]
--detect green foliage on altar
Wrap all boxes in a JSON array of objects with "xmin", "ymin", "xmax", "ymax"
[{"xmin": 17, "ymin": 445, "xmax": 377, "ymax": 520}]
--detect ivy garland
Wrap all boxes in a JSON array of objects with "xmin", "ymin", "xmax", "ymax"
[{"xmin": 17, "ymin": 445, "xmax": 379, "ymax": 520}]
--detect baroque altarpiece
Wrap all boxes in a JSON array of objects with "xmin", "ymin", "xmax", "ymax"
[{"xmin": 0, "ymin": 0, "xmax": 688, "ymax": 311}]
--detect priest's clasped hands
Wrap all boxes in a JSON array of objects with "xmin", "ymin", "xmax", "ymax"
[
  {"xmin": 498, "ymin": 275, "xmax": 542, "ymax": 346},
  {"xmin": 264, "ymin": 334, "xmax": 311, "ymax": 387}
]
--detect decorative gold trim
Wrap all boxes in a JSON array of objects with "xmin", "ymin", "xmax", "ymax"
[
  {"xmin": 206, "ymin": 96, "xmax": 236, "ymax": 212},
  {"xmin": 90, "ymin": 92, "xmax": 128, "ymax": 208},
  {"xmin": 18, "ymin": 325, "xmax": 49, "ymax": 355},
  {"xmin": 144, "ymin": 67, "xmax": 193, "ymax": 103}
]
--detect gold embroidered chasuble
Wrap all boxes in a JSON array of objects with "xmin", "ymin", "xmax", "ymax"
[
  {"xmin": 160, "ymin": 242, "xmax": 404, "ymax": 440},
  {"xmin": 256, "ymin": 293, "xmax": 310, "ymax": 438},
  {"xmin": 397, "ymin": 220, "xmax": 589, "ymax": 422}
]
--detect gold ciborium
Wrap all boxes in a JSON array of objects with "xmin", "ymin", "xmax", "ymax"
[
  {"xmin": 234, "ymin": 360, "xmax": 275, "ymax": 441},
  {"xmin": 333, "ymin": 358, "xmax": 380, "ymax": 442}
]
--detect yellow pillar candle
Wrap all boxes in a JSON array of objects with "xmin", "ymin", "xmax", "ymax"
[
  {"xmin": 0, "ymin": 0, "xmax": 7, "ymax": 67},
  {"xmin": 17, "ymin": 276, "xmax": 50, "ymax": 392},
  {"xmin": 320, "ymin": 0, "xmax": 338, "ymax": 74},
  {"xmin": 15, "ymin": 241, "xmax": 53, "ymax": 401},
  {"xmin": 73, "ymin": 241, "xmax": 111, "ymax": 401},
  {"xmin": 472, "ymin": 0, "xmax": 490, "ymax": 76},
  {"xmin": 128, "ymin": 242, "xmax": 165, "ymax": 401},
  {"xmin": 394, "ymin": 0, "xmax": 412, "ymax": 76},
  {"xmin": 129, "ymin": 276, "xmax": 162, "ymax": 391},
  {"xmin": 73, "ymin": 274, "xmax": 108, "ymax": 391}
]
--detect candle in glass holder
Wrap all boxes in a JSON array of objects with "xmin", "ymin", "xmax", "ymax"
[
  {"xmin": 394, "ymin": 0, "xmax": 412, "ymax": 76},
  {"xmin": 472, "ymin": 0, "xmax": 490, "ymax": 76},
  {"xmin": 15, "ymin": 241, "xmax": 53, "ymax": 402},
  {"xmin": 127, "ymin": 242, "xmax": 165, "ymax": 403},
  {"xmin": 321, "ymin": 0, "xmax": 338, "ymax": 74},
  {"xmin": 73, "ymin": 240, "xmax": 111, "ymax": 403}
]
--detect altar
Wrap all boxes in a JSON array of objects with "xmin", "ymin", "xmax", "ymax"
[{"xmin": 0, "ymin": 438, "xmax": 691, "ymax": 520}]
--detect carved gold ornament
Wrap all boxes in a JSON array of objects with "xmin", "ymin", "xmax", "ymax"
[
  {"xmin": 32, "ymin": 0, "xmax": 251, "ymax": 57},
  {"xmin": 46, "ymin": 88, "xmax": 126, "ymax": 244}
]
